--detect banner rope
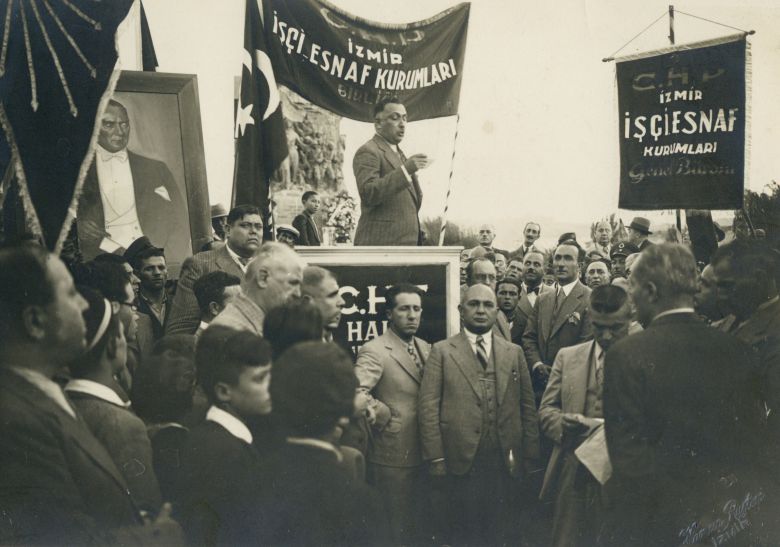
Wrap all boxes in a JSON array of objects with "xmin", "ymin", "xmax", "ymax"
[
  {"xmin": 438, "ymin": 113, "xmax": 460, "ymax": 246},
  {"xmin": 675, "ymin": 10, "xmax": 755, "ymax": 35},
  {"xmin": 602, "ymin": 10, "xmax": 667, "ymax": 62}
]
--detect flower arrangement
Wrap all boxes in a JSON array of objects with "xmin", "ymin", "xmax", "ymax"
[{"xmin": 323, "ymin": 190, "xmax": 358, "ymax": 243}]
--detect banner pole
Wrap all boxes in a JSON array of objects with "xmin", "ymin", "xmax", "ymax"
[
  {"xmin": 668, "ymin": 6, "xmax": 686, "ymax": 233},
  {"xmin": 438, "ymin": 113, "xmax": 460, "ymax": 246}
]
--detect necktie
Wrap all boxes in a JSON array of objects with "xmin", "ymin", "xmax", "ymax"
[
  {"xmin": 527, "ymin": 286, "xmax": 540, "ymax": 296},
  {"xmin": 407, "ymin": 342, "xmax": 422, "ymax": 374},
  {"xmin": 238, "ymin": 256, "xmax": 249, "ymax": 266},
  {"xmin": 476, "ymin": 335, "xmax": 489, "ymax": 370},
  {"xmin": 554, "ymin": 287, "xmax": 566, "ymax": 316},
  {"xmin": 397, "ymin": 146, "xmax": 422, "ymax": 205}
]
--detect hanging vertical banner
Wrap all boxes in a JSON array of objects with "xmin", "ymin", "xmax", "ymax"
[
  {"xmin": 616, "ymin": 35, "xmax": 746, "ymax": 210},
  {"xmin": 262, "ymin": 0, "xmax": 470, "ymax": 122}
]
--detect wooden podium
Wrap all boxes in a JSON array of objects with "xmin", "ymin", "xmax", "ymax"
[{"xmin": 298, "ymin": 246, "xmax": 462, "ymax": 354}]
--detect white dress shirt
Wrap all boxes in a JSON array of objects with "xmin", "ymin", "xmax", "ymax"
[
  {"xmin": 463, "ymin": 328, "xmax": 492, "ymax": 361},
  {"xmin": 65, "ymin": 378, "xmax": 131, "ymax": 408},
  {"xmin": 10, "ymin": 367, "xmax": 76, "ymax": 418},
  {"xmin": 95, "ymin": 145, "xmax": 143, "ymax": 251},
  {"xmin": 206, "ymin": 405, "xmax": 253, "ymax": 444},
  {"xmin": 558, "ymin": 279, "xmax": 579, "ymax": 297},
  {"xmin": 225, "ymin": 242, "xmax": 249, "ymax": 273}
]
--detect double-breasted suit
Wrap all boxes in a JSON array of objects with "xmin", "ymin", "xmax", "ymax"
[
  {"xmin": 166, "ymin": 245, "xmax": 245, "ymax": 335},
  {"xmin": 355, "ymin": 330, "xmax": 431, "ymax": 467},
  {"xmin": 353, "ymin": 135, "xmax": 422, "ymax": 246},
  {"xmin": 355, "ymin": 329, "xmax": 431, "ymax": 544}
]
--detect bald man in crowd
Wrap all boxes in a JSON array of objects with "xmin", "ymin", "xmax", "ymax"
[
  {"xmin": 211, "ymin": 242, "xmax": 303, "ymax": 336},
  {"xmin": 419, "ymin": 284, "xmax": 538, "ymax": 546}
]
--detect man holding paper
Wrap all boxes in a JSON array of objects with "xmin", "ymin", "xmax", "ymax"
[
  {"xmin": 353, "ymin": 97, "xmax": 430, "ymax": 246},
  {"xmin": 538, "ymin": 285, "xmax": 632, "ymax": 547}
]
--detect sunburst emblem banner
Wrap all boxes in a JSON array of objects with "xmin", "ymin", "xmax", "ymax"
[{"xmin": 0, "ymin": 0, "xmax": 134, "ymax": 250}]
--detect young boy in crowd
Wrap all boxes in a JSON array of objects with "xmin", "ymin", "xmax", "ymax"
[
  {"xmin": 292, "ymin": 190, "xmax": 322, "ymax": 246},
  {"xmin": 173, "ymin": 325, "xmax": 272, "ymax": 545}
]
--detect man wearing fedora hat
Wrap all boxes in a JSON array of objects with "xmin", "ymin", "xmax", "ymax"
[
  {"xmin": 211, "ymin": 203, "xmax": 229, "ymax": 242},
  {"xmin": 627, "ymin": 217, "xmax": 653, "ymax": 252}
]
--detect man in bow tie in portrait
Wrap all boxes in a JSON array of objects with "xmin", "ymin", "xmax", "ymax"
[{"xmin": 78, "ymin": 99, "xmax": 189, "ymax": 259}]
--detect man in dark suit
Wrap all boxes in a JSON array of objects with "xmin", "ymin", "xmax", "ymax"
[
  {"xmin": 419, "ymin": 284, "xmax": 539, "ymax": 545},
  {"xmin": 511, "ymin": 250, "xmax": 553, "ymax": 344},
  {"xmin": 603, "ymin": 244, "xmax": 767, "ymax": 546},
  {"xmin": 0, "ymin": 246, "xmax": 179, "ymax": 545},
  {"xmin": 355, "ymin": 283, "xmax": 432, "ymax": 544},
  {"xmin": 522, "ymin": 241, "xmax": 592, "ymax": 406},
  {"xmin": 292, "ymin": 190, "xmax": 322, "ymax": 246},
  {"xmin": 712, "ymin": 239, "xmax": 780, "ymax": 435},
  {"xmin": 78, "ymin": 99, "xmax": 189, "ymax": 260},
  {"xmin": 626, "ymin": 216, "xmax": 653, "ymax": 252},
  {"xmin": 353, "ymin": 97, "xmax": 430, "ymax": 246},
  {"xmin": 166, "ymin": 204, "xmax": 262, "ymax": 335},
  {"xmin": 256, "ymin": 342, "xmax": 389, "ymax": 546},
  {"xmin": 508, "ymin": 221, "xmax": 542, "ymax": 260}
]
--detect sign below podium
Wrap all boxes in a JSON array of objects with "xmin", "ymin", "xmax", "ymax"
[{"xmin": 298, "ymin": 246, "xmax": 461, "ymax": 355}]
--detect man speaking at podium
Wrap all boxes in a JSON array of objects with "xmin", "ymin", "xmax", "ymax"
[{"xmin": 353, "ymin": 98, "xmax": 430, "ymax": 246}]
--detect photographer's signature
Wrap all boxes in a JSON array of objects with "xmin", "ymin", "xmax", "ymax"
[{"xmin": 679, "ymin": 491, "xmax": 765, "ymax": 546}]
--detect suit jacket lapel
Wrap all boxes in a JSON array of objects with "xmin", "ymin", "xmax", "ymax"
[
  {"xmin": 551, "ymin": 282, "xmax": 585, "ymax": 338},
  {"xmin": 1, "ymin": 371, "xmax": 131, "ymax": 493},
  {"xmin": 494, "ymin": 336, "xmax": 511, "ymax": 406},
  {"xmin": 415, "ymin": 337, "xmax": 431, "ymax": 366},
  {"xmin": 386, "ymin": 333, "xmax": 421, "ymax": 384},
  {"xmin": 564, "ymin": 341, "xmax": 594, "ymax": 414},
  {"xmin": 216, "ymin": 245, "xmax": 242, "ymax": 276},
  {"xmin": 373, "ymin": 135, "xmax": 421, "ymax": 209},
  {"xmin": 517, "ymin": 293, "xmax": 534, "ymax": 319},
  {"xmin": 451, "ymin": 332, "xmax": 482, "ymax": 400}
]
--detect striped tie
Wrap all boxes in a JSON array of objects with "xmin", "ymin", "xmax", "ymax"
[{"xmin": 476, "ymin": 335, "xmax": 489, "ymax": 370}]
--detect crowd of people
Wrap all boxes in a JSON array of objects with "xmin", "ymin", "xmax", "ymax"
[{"xmin": 1, "ymin": 199, "xmax": 778, "ymax": 546}]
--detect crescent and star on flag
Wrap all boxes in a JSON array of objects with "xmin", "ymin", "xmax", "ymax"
[{"xmin": 235, "ymin": 46, "xmax": 280, "ymax": 138}]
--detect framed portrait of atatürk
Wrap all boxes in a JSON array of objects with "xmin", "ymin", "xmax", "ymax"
[{"xmin": 76, "ymin": 71, "xmax": 211, "ymax": 277}]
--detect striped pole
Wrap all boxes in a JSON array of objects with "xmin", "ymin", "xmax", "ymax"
[{"xmin": 438, "ymin": 113, "xmax": 460, "ymax": 246}]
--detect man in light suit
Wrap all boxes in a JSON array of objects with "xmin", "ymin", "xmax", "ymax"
[
  {"xmin": 78, "ymin": 99, "xmax": 189, "ymax": 259},
  {"xmin": 522, "ymin": 241, "xmax": 592, "ymax": 407},
  {"xmin": 539, "ymin": 285, "xmax": 632, "ymax": 546},
  {"xmin": 353, "ymin": 97, "xmax": 430, "ymax": 246},
  {"xmin": 0, "ymin": 246, "xmax": 180, "ymax": 545},
  {"xmin": 419, "ymin": 284, "xmax": 539, "ymax": 546},
  {"xmin": 166, "ymin": 205, "xmax": 262, "ymax": 335},
  {"xmin": 211, "ymin": 242, "xmax": 303, "ymax": 336},
  {"xmin": 355, "ymin": 283, "xmax": 431, "ymax": 545}
]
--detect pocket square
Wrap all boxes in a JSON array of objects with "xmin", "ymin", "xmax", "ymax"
[{"xmin": 154, "ymin": 186, "xmax": 171, "ymax": 201}]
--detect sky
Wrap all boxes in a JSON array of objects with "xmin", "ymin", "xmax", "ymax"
[{"xmin": 130, "ymin": 0, "xmax": 780, "ymax": 249}]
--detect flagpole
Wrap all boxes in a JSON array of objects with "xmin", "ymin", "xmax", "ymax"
[
  {"xmin": 667, "ymin": 5, "xmax": 685, "ymax": 234},
  {"xmin": 438, "ymin": 113, "xmax": 460, "ymax": 246}
]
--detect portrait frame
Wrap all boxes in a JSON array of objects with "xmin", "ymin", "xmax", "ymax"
[{"xmin": 77, "ymin": 71, "xmax": 211, "ymax": 277}]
